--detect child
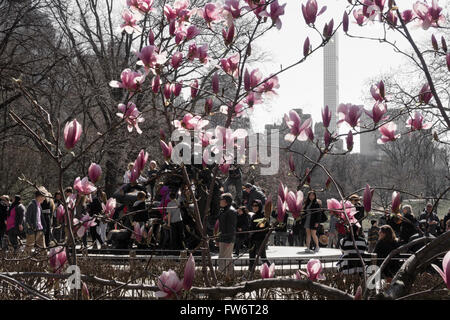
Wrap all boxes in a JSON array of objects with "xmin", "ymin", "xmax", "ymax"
[{"xmin": 368, "ymin": 220, "xmax": 379, "ymax": 253}]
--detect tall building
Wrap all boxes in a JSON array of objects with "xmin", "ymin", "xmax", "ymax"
[{"xmin": 323, "ymin": 32, "xmax": 339, "ymax": 134}]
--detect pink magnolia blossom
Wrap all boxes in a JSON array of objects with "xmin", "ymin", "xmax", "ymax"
[
  {"xmin": 386, "ymin": 10, "xmax": 398, "ymax": 27},
  {"xmin": 302, "ymin": 0, "xmax": 321, "ymax": 25},
  {"xmin": 160, "ymin": 140, "xmax": 173, "ymax": 159},
  {"xmin": 102, "ymin": 198, "xmax": 116, "ymax": 219},
  {"xmin": 223, "ymin": 0, "xmax": 242, "ymax": 19},
  {"xmin": 222, "ymin": 23, "xmax": 235, "ymax": 46},
  {"xmin": 447, "ymin": 53, "xmax": 450, "ymax": 71},
  {"xmin": 431, "ymin": 250, "xmax": 450, "ymax": 289},
  {"xmin": 64, "ymin": 119, "xmax": 82, "ymax": 150},
  {"xmin": 402, "ymin": 10, "xmax": 414, "ymax": 23},
  {"xmin": 322, "ymin": 18, "xmax": 334, "ymax": 39},
  {"xmin": 391, "ymin": 191, "xmax": 401, "ymax": 213},
  {"xmin": 74, "ymin": 214, "xmax": 97, "ymax": 238},
  {"xmin": 56, "ymin": 204, "xmax": 65, "ymax": 224},
  {"xmin": 129, "ymin": 165, "xmax": 141, "ymax": 183},
  {"xmin": 300, "ymin": 259, "xmax": 325, "ymax": 281},
  {"xmin": 257, "ymin": 75, "xmax": 279, "ymax": 96},
  {"xmin": 286, "ymin": 190, "xmax": 304, "ymax": 219},
  {"xmin": 135, "ymin": 149, "xmax": 148, "ymax": 172},
  {"xmin": 205, "ymin": 126, "xmax": 247, "ymax": 163},
  {"xmin": 322, "ymin": 105, "xmax": 332, "ymax": 128},
  {"xmin": 109, "ymin": 68, "xmax": 145, "ymax": 92},
  {"xmin": 202, "ymin": 3, "xmax": 222, "ymax": 25},
  {"xmin": 198, "ymin": 44, "xmax": 209, "ymax": 64},
  {"xmin": 327, "ymin": 198, "xmax": 358, "ymax": 225},
  {"xmin": 259, "ymin": 0, "xmax": 286, "ymax": 30},
  {"xmin": 303, "ymin": 36, "xmax": 310, "ymax": 57},
  {"xmin": 442, "ymin": 36, "xmax": 447, "ymax": 52},
  {"xmin": 116, "ymin": 102, "xmax": 145, "ymax": 134},
  {"xmin": 136, "ymin": 46, "xmax": 166, "ymax": 74},
  {"xmin": 244, "ymin": 68, "xmax": 263, "ymax": 91},
  {"xmin": 419, "ymin": 83, "xmax": 433, "ymax": 104},
  {"xmin": 173, "ymin": 113, "xmax": 209, "ymax": 131},
  {"xmin": 324, "ymin": 130, "xmax": 331, "ymax": 148},
  {"xmin": 288, "ymin": 154, "xmax": 295, "ymax": 172},
  {"xmin": 353, "ymin": 9, "xmax": 366, "ymax": 26},
  {"xmin": 370, "ymin": 81, "xmax": 385, "ymax": 101},
  {"xmin": 365, "ymin": 102, "xmax": 388, "ymax": 124},
  {"xmin": 164, "ymin": 83, "xmax": 172, "ymax": 100},
  {"xmin": 278, "ymin": 181, "xmax": 288, "ymax": 202},
  {"xmin": 363, "ymin": 184, "xmax": 373, "ymax": 213},
  {"xmin": 431, "ymin": 34, "xmax": 439, "ymax": 51},
  {"xmin": 156, "ymin": 270, "xmax": 183, "ymax": 299},
  {"xmin": 343, "ymin": 11, "xmax": 349, "ymax": 32},
  {"xmin": 120, "ymin": 9, "xmax": 142, "ymax": 34},
  {"xmin": 377, "ymin": 122, "xmax": 400, "ymax": 144},
  {"xmin": 186, "ymin": 25, "xmax": 200, "ymax": 40},
  {"xmin": 74, "ymin": 177, "xmax": 97, "ymax": 195},
  {"xmin": 88, "ymin": 163, "xmax": 102, "ymax": 183},
  {"xmin": 188, "ymin": 43, "xmax": 199, "ymax": 60},
  {"xmin": 183, "ymin": 253, "xmax": 196, "ymax": 290},
  {"xmin": 205, "ymin": 98, "xmax": 213, "ymax": 114},
  {"xmin": 277, "ymin": 196, "xmax": 286, "ymax": 222},
  {"xmin": 346, "ymin": 130, "xmax": 354, "ymax": 151},
  {"xmin": 190, "ymin": 79, "xmax": 199, "ymax": 98},
  {"xmin": 220, "ymin": 53, "xmax": 240, "ymax": 77},
  {"xmin": 152, "ymin": 75, "xmax": 161, "ymax": 93},
  {"xmin": 337, "ymin": 103, "xmax": 363, "ymax": 128},
  {"xmin": 413, "ymin": 0, "xmax": 445, "ymax": 30},
  {"xmin": 243, "ymin": 92, "xmax": 262, "ymax": 109},
  {"xmin": 133, "ymin": 223, "xmax": 146, "ymax": 242},
  {"xmin": 127, "ymin": 0, "xmax": 154, "ymax": 14},
  {"xmin": 305, "ymin": 126, "xmax": 314, "ymax": 141},
  {"xmin": 148, "ymin": 29, "xmax": 155, "ymax": 45},
  {"xmin": 212, "ymin": 72, "xmax": 219, "ymax": 94},
  {"xmin": 48, "ymin": 246, "xmax": 67, "ymax": 273},
  {"xmin": 172, "ymin": 81, "xmax": 183, "ymax": 97},
  {"xmin": 260, "ymin": 262, "xmax": 275, "ymax": 279},
  {"xmin": 243, "ymin": 0, "xmax": 267, "ymax": 17},
  {"xmin": 171, "ymin": 52, "xmax": 183, "ymax": 69},
  {"xmin": 284, "ymin": 110, "xmax": 313, "ymax": 142},
  {"xmin": 406, "ymin": 112, "xmax": 432, "ymax": 131}
]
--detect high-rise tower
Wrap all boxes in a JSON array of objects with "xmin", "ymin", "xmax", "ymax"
[{"xmin": 323, "ymin": 32, "xmax": 339, "ymax": 134}]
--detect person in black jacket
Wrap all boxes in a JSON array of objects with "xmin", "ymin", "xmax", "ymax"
[
  {"xmin": 302, "ymin": 191, "xmax": 321, "ymax": 253},
  {"xmin": 419, "ymin": 203, "xmax": 441, "ymax": 236},
  {"xmin": 271, "ymin": 209, "xmax": 288, "ymax": 246},
  {"xmin": 349, "ymin": 194, "xmax": 365, "ymax": 222},
  {"xmin": 443, "ymin": 209, "xmax": 450, "ymax": 231},
  {"xmin": 235, "ymin": 206, "xmax": 250, "ymax": 255},
  {"xmin": 87, "ymin": 189, "xmax": 107, "ymax": 248},
  {"xmin": 244, "ymin": 183, "xmax": 266, "ymax": 212},
  {"xmin": 399, "ymin": 205, "xmax": 417, "ymax": 244},
  {"xmin": 374, "ymin": 225, "xmax": 401, "ymax": 279},
  {"xmin": 6, "ymin": 195, "xmax": 26, "ymax": 252},
  {"xmin": 248, "ymin": 199, "xmax": 270, "ymax": 270},
  {"xmin": 218, "ymin": 193, "xmax": 237, "ymax": 275}
]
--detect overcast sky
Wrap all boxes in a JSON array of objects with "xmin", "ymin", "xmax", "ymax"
[{"xmin": 249, "ymin": 0, "xmax": 431, "ymax": 139}]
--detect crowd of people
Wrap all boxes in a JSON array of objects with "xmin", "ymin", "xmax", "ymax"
[{"xmin": 1, "ymin": 161, "xmax": 449, "ymax": 279}]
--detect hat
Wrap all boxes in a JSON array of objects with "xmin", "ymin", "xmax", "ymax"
[
  {"xmin": 244, "ymin": 183, "xmax": 253, "ymax": 189},
  {"xmin": 36, "ymin": 186, "xmax": 51, "ymax": 197},
  {"xmin": 349, "ymin": 194, "xmax": 360, "ymax": 201},
  {"xmin": 319, "ymin": 235, "xmax": 328, "ymax": 246}
]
